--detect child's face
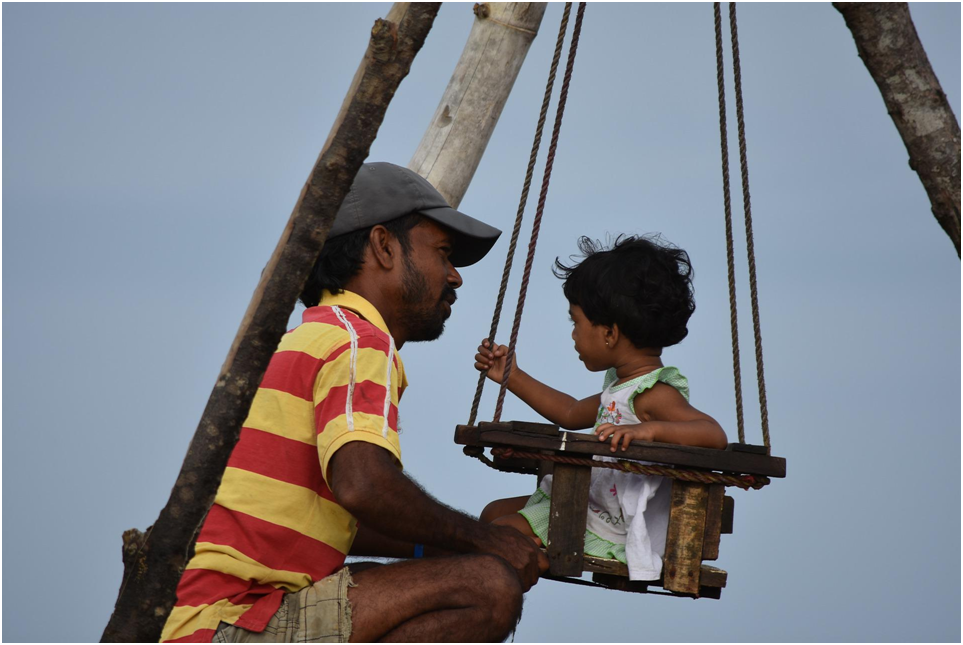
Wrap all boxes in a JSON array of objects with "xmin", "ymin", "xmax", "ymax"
[{"xmin": 569, "ymin": 304, "xmax": 610, "ymax": 372}]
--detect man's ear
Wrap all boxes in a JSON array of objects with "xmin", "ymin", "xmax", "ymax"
[{"xmin": 368, "ymin": 225, "xmax": 397, "ymax": 270}]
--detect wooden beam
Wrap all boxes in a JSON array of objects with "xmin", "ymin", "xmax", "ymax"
[
  {"xmin": 834, "ymin": 2, "xmax": 961, "ymax": 257},
  {"xmin": 409, "ymin": 2, "xmax": 548, "ymax": 207},
  {"xmin": 588, "ymin": 565, "xmax": 727, "ymax": 598},
  {"xmin": 101, "ymin": 5, "xmax": 440, "ymax": 641},
  {"xmin": 702, "ymin": 484, "xmax": 725, "ymax": 561},
  {"xmin": 582, "ymin": 557, "xmax": 728, "ymax": 590},
  {"xmin": 454, "ymin": 423, "xmax": 787, "ymax": 477},
  {"xmin": 662, "ymin": 481, "xmax": 710, "ymax": 595},
  {"xmin": 536, "ymin": 457, "xmax": 554, "ymax": 487},
  {"xmin": 721, "ymin": 495, "xmax": 734, "ymax": 534},
  {"xmin": 546, "ymin": 463, "xmax": 593, "ymax": 576},
  {"xmin": 583, "ymin": 555, "xmax": 631, "ymax": 577}
]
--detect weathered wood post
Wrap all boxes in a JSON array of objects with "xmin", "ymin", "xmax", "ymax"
[
  {"xmin": 410, "ymin": 2, "xmax": 548, "ymax": 206},
  {"xmin": 834, "ymin": 2, "xmax": 961, "ymax": 257}
]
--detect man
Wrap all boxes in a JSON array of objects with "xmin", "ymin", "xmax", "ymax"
[{"xmin": 161, "ymin": 162, "xmax": 548, "ymax": 643}]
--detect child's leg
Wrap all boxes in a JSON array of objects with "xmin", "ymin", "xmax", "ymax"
[
  {"xmin": 479, "ymin": 496, "xmax": 530, "ymax": 524},
  {"xmin": 491, "ymin": 513, "xmax": 541, "ymax": 545}
]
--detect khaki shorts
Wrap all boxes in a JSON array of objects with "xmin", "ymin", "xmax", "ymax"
[{"xmin": 214, "ymin": 568, "xmax": 355, "ymax": 643}]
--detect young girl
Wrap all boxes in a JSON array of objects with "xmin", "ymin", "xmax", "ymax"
[{"xmin": 474, "ymin": 234, "xmax": 727, "ymax": 581}]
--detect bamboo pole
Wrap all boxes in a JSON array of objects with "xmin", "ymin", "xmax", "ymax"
[
  {"xmin": 834, "ymin": 2, "xmax": 961, "ymax": 257},
  {"xmin": 100, "ymin": 4, "xmax": 440, "ymax": 641},
  {"xmin": 410, "ymin": 2, "xmax": 548, "ymax": 207}
]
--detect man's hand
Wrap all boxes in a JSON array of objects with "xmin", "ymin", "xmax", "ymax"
[
  {"xmin": 474, "ymin": 524, "xmax": 549, "ymax": 592},
  {"xmin": 330, "ymin": 442, "xmax": 547, "ymax": 590}
]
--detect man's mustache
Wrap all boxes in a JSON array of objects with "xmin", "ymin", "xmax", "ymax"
[{"xmin": 442, "ymin": 287, "xmax": 458, "ymax": 305}]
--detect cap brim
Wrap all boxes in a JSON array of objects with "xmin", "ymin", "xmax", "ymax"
[{"xmin": 419, "ymin": 206, "xmax": 502, "ymax": 267}]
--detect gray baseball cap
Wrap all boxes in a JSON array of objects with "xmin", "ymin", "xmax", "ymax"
[{"xmin": 329, "ymin": 162, "xmax": 501, "ymax": 267}]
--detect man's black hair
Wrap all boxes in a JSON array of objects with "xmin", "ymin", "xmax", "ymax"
[
  {"xmin": 554, "ymin": 234, "xmax": 696, "ymax": 348},
  {"xmin": 300, "ymin": 213, "xmax": 424, "ymax": 307}
]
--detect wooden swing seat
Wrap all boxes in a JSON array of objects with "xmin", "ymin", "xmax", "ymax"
[{"xmin": 455, "ymin": 420, "xmax": 786, "ymax": 599}]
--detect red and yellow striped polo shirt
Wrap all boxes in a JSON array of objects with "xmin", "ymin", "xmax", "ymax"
[{"xmin": 161, "ymin": 291, "xmax": 407, "ymax": 642}]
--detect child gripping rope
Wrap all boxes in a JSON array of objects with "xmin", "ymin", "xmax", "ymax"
[{"xmin": 475, "ymin": 234, "xmax": 727, "ymax": 581}]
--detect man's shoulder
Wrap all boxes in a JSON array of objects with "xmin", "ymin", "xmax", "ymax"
[{"xmin": 289, "ymin": 305, "xmax": 392, "ymax": 354}]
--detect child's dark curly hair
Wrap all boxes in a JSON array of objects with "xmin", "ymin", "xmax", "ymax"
[{"xmin": 554, "ymin": 234, "xmax": 695, "ymax": 348}]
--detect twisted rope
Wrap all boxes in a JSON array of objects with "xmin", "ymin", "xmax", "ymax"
[
  {"xmin": 713, "ymin": 3, "xmax": 745, "ymax": 445},
  {"xmin": 491, "ymin": 447, "xmax": 769, "ymax": 490},
  {"xmin": 494, "ymin": 1, "xmax": 587, "ymax": 422},
  {"xmin": 728, "ymin": 3, "xmax": 770, "ymax": 449},
  {"xmin": 466, "ymin": 3, "xmax": 573, "ymax": 428}
]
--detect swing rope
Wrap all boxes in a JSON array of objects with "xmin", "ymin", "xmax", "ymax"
[
  {"xmin": 467, "ymin": 4, "xmax": 774, "ymax": 474},
  {"xmin": 714, "ymin": 2, "xmax": 770, "ymax": 450},
  {"xmin": 713, "ymin": 3, "xmax": 746, "ymax": 445},
  {"xmin": 467, "ymin": 2, "xmax": 574, "ymax": 427},
  {"xmin": 494, "ymin": 1, "xmax": 587, "ymax": 422}
]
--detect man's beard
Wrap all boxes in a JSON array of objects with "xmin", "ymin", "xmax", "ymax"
[{"xmin": 401, "ymin": 257, "xmax": 456, "ymax": 343}]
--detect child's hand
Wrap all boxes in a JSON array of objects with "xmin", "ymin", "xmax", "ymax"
[
  {"xmin": 596, "ymin": 422, "xmax": 656, "ymax": 452},
  {"xmin": 474, "ymin": 338, "xmax": 518, "ymax": 384}
]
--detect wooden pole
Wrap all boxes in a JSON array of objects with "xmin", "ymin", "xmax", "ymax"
[
  {"xmin": 100, "ymin": 4, "xmax": 440, "ymax": 641},
  {"xmin": 662, "ymin": 481, "xmax": 710, "ymax": 595},
  {"xmin": 546, "ymin": 463, "xmax": 592, "ymax": 576},
  {"xmin": 409, "ymin": 2, "xmax": 548, "ymax": 207},
  {"xmin": 834, "ymin": 2, "xmax": 961, "ymax": 257}
]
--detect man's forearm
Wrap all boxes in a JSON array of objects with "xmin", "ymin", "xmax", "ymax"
[
  {"xmin": 350, "ymin": 524, "xmax": 456, "ymax": 559},
  {"xmin": 330, "ymin": 442, "xmax": 489, "ymax": 554}
]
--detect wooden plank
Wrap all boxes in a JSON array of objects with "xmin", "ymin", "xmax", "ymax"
[
  {"xmin": 583, "ymin": 555, "xmax": 629, "ymax": 577},
  {"xmin": 536, "ymin": 458, "xmax": 554, "ymax": 487},
  {"xmin": 662, "ymin": 481, "xmax": 710, "ymax": 595},
  {"xmin": 546, "ymin": 463, "xmax": 592, "ymax": 577},
  {"xmin": 590, "ymin": 573, "xmax": 651, "ymax": 594},
  {"xmin": 584, "ymin": 557, "xmax": 727, "ymax": 589},
  {"xmin": 510, "ymin": 420, "xmax": 560, "ymax": 435},
  {"xmin": 457, "ymin": 424, "xmax": 787, "ymax": 477},
  {"xmin": 729, "ymin": 442, "xmax": 769, "ymax": 455},
  {"xmin": 490, "ymin": 452, "xmax": 538, "ymax": 475},
  {"xmin": 702, "ymin": 484, "xmax": 725, "ymax": 561},
  {"xmin": 454, "ymin": 424, "xmax": 482, "ymax": 446},
  {"xmin": 699, "ymin": 564, "xmax": 728, "ymax": 588},
  {"xmin": 590, "ymin": 565, "xmax": 726, "ymax": 598},
  {"xmin": 721, "ymin": 495, "xmax": 734, "ymax": 534}
]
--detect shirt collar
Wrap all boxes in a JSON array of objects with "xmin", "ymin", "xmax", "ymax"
[{"xmin": 316, "ymin": 290, "xmax": 391, "ymax": 337}]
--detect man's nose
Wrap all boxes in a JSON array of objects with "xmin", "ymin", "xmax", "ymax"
[{"xmin": 448, "ymin": 264, "xmax": 463, "ymax": 289}]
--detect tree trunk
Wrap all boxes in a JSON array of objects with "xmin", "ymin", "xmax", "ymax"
[
  {"xmin": 100, "ymin": 4, "xmax": 440, "ymax": 641},
  {"xmin": 834, "ymin": 2, "xmax": 961, "ymax": 257},
  {"xmin": 409, "ymin": 2, "xmax": 548, "ymax": 207}
]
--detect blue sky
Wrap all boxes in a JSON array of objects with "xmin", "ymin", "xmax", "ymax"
[{"xmin": 3, "ymin": 3, "xmax": 960, "ymax": 642}]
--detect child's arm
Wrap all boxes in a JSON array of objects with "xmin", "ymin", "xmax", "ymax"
[
  {"xmin": 595, "ymin": 383, "xmax": 727, "ymax": 452},
  {"xmin": 475, "ymin": 339, "xmax": 600, "ymax": 430}
]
